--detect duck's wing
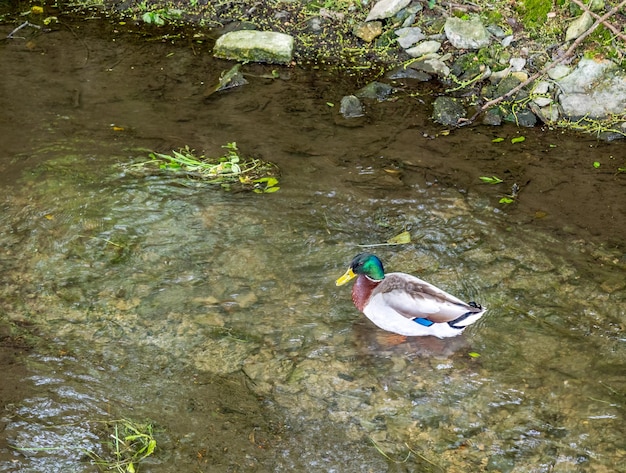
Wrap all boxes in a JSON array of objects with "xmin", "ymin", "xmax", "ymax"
[{"xmin": 375, "ymin": 272, "xmax": 478, "ymax": 323}]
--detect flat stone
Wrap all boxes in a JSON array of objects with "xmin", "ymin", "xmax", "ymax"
[
  {"xmin": 214, "ymin": 30, "xmax": 294, "ymax": 64},
  {"xmin": 565, "ymin": 11, "xmax": 593, "ymax": 41},
  {"xmin": 353, "ymin": 21, "xmax": 383, "ymax": 42},
  {"xmin": 533, "ymin": 80, "xmax": 550, "ymax": 94},
  {"xmin": 395, "ymin": 27, "xmax": 425, "ymax": 49},
  {"xmin": 444, "ymin": 16, "xmax": 491, "ymax": 50},
  {"xmin": 405, "ymin": 40, "xmax": 441, "ymax": 57},
  {"xmin": 560, "ymin": 74, "xmax": 626, "ymax": 118},
  {"xmin": 365, "ymin": 0, "xmax": 411, "ymax": 22},
  {"xmin": 410, "ymin": 57, "xmax": 450, "ymax": 77},
  {"xmin": 532, "ymin": 97, "xmax": 553, "ymax": 107},
  {"xmin": 548, "ymin": 64, "xmax": 571, "ymax": 80}
]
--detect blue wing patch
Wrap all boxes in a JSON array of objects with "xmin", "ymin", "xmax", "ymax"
[{"xmin": 413, "ymin": 317, "xmax": 434, "ymax": 327}]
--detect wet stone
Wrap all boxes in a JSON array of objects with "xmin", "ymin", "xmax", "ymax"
[
  {"xmin": 340, "ymin": 95, "xmax": 365, "ymax": 118},
  {"xmin": 386, "ymin": 66, "xmax": 431, "ymax": 81},
  {"xmin": 508, "ymin": 108, "xmax": 537, "ymax": 127},
  {"xmin": 432, "ymin": 96, "xmax": 466, "ymax": 126},
  {"xmin": 483, "ymin": 107, "xmax": 503, "ymax": 126},
  {"xmin": 410, "ymin": 57, "xmax": 450, "ymax": 77},
  {"xmin": 355, "ymin": 81, "xmax": 394, "ymax": 101}
]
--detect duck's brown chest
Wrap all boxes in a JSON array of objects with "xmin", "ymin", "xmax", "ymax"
[{"xmin": 352, "ymin": 275, "xmax": 380, "ymax": 311}]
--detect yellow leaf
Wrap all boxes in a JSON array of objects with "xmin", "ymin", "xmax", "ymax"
[
  {"xmin": 387, "ymin": 231, "xmax": 411, "ymax": 245},
  {"xmin": 31, "ymin": 6, "xmax": 44, "ymax": 14}
]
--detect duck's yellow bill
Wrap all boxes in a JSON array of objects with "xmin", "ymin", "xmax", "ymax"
[{"xmin": 335, "ymin": 268, "xmax": 356, "ymax": 286}]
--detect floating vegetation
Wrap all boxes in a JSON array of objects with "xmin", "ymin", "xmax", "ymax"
[
  {"xmin": 87, "ymin": 419, "xmax": 157, "ymax": 473},
  {"xmin": 13, "ymin": 418, "xmax": 157, "ymax": 473},
  {"xmin": 123, "ymin": 142, "xmax": 280, "ymax": 193},
  {"xmin": 358, "ymin": 230, "xmax": 412, "ymax": 248}
]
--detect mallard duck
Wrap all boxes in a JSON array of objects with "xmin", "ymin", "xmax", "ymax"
[{"xmin": 335, "ymin": 253, "xmax": 486, "ymax": 338}]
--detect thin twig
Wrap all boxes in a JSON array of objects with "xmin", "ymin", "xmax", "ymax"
[
  {"xmin": 570, "ymin": 0, "xmax": 626, "ymax": 43},
  {"xmin": 467, "ymin": 0, "xmax": 626, "ymax": 124},
  {"xmin": 7, "ymin": 21, "xmax": 40, "ymax": 39}
]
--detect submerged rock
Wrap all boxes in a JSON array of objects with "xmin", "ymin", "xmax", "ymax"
[
  {"xmin": 432, "ymin": 96, "xmax": 466, "ymax": 126},
  {"xmin": 208, "ymin": 64, "xmax": 248, "ymax": 96},
  {"xmin": 355, "ymin": 81, "xmax": 393, "ymax": 101},
  {"xmin": 340, "ymin": 95, "xmax": 364, "ymax": 118},
  {"xmin": 214, "ymin": 30, "xmax": 294, "ymax": 64}
]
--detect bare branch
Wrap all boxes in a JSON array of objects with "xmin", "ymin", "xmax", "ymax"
[
  {"xmin": 467, "ymin": 0, "xmax": 626, "ymax": 124},
  {"xmin": 570, "ymin": 0, "xmax": 626, "ymax": 43}
]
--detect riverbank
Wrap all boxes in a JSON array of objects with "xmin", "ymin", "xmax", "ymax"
[
  {"xmin": 5, "ymin": 1, "xmax": 626, "ymax": 136},
  {"xmin": 94, "ymin": 0, "xmax": 626, "ymax": 137}
]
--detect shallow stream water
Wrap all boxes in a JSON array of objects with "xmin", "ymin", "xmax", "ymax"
[{"xmin": 1, "ymin": 16, "xmax": 625, "ymax": 473}]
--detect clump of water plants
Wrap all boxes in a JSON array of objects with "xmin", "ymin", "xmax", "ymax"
[
  {"xmin": 86, "ymin": 419, "xmax": 157, "ymax": 473},
  {"xmin": 13, "ymin": 418, "xmax": 157, "ymax": 473},
  {"xmin": 125, "ymin": 142, "xmax": 280, "ymax": 193}
]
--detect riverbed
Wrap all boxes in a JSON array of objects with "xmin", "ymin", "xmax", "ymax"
[{"xmin": 1, "ymin": 17, "xmax": 625, "ymax": 473}]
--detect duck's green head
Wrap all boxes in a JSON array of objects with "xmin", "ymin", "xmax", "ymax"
[{"xmin": 335, "ymin": 253, "xmax": 385, "ymax": 286}]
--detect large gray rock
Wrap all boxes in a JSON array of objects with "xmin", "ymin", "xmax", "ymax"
[
  {"xmin": 557, "ymin": 58, "xmax": 626, "ymax": 118},
  {"xmin": 556, "ymin": 57, "xmax": 616, "ymax": 94},
  {"xmin": 444, "ymin": 17, "xmax": 491, "ymax": 49},
  {"xmin": 214, "ymin": 30, "xmax": 294, "ymax": 64}
]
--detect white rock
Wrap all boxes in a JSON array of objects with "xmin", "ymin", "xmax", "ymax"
[
  {"xmin": 405, "ymin": 40, "xmax": 441, "ymax": 57},
  {"xmin": 365, "ymin": 0, "xmax": 411, "ymax": 22},
  {"xmin": 532, "ymin": 97, "xmax": 553, "ymax": 107},
  {"xmin": 548, "ymin": 64, "xmax": 571, "ymax": 80},
  {"xmin": 501, "ymin": 35, "xmax": 514, "ymax": 47},
  {"xmin": 557, "ymin": 58, "xmax": 616, "ymax": 94},
  {"xmin": 533, "ymin": 80, "xmax": 551, "ymax": 94},
  {"xmin": 395, "ymin": 26, "xmax": 425, "ymax": 49},
  {"xmin": 509, "ymin": 57, "xmax": 526, "ymax": 72},
  {"xmin": 444, "ymin": 16, "xmax": 491, "ymax": 49},
  {"xmin": 214, "ymin": 30, "xmax": 294, "ymax": 64}
]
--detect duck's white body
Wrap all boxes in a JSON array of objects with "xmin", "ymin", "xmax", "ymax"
[{"xmin": 336, "ymin": 254, "xmax": 487, "ymax": 338}]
